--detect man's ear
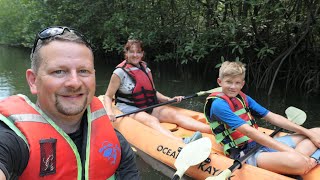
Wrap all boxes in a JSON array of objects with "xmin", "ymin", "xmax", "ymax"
[{"xmin": 26, "ymin": 69, "xmax": 38, "ymax": 94}]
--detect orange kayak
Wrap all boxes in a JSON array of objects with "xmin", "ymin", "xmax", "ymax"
[{"xmin": 98, "ymin": 96, "xmax": 319, "ymax": 180}]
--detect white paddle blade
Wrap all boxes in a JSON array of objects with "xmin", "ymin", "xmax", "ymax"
[
  {"xmin": 197, "ymin": 87, "xmax": 222, "ymax": 96},
  {"xmin": 205, "ymin": 169, "xmax": 232, "ymax": 180},
  {"xmin": 285, "ymin": 106, "xmax": 306, "ymax": 125},
  {"xmin": 174, "ymin": 137, "xmax": 212, "ymax": 176},
  {"xmin": 206, "ymin": 87, "xmax": 222, "ymax": 94}
]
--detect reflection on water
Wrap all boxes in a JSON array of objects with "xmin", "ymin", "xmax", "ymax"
[
  {"xmin": 1, "ymin": 45, "xmax": 320, "ymax": 179},
  {"xmin": 0, "ymin": 75, "xmax": 13, "ymax": 99},
  {"xmin": 0, "ymin": 46, "xmax": 31, "ymax": 100}
]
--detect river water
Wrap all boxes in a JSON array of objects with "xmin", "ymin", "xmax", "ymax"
[{"xmin": 1, "ymin": 45, "xmax": 320, "ymax": 179}]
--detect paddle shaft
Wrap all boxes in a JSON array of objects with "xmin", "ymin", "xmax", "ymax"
[
  {"xmin": 115, "ymin": 93, "xmax": 198, "ymax": 118},
  {"xmin": 227, "ymin": 127, "xmax": 283, "ymax": 172},
  {"xmin": 172, "ymin": 174, "xmax": 180, "ymax": 180}
]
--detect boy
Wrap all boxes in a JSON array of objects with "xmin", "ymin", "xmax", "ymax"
[{"xmin": 204, "ymin": 61, "xmax": 320, "ymax": 175}]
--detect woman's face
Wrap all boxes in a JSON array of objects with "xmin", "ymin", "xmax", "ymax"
[{"xmin": 125, "ymin": 44, "xmax": 144, "ymax": 66}]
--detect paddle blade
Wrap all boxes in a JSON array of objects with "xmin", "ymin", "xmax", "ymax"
[
  {"xmin": 174, "ymin": 137, "xmax": 212, "ymax": 177},
  {"xmin": 285, "ymin": 106, "xmax": 306, "ymax": 125},
  {"xmin": 196, "ymin": 87, "xmax": 222, "ymax": 96},
  {"xmin": 206, "ymin": 87, "xmax": 222, "ymax": 94},
  {"xmin": 205, "ymin": 169, "xmax": 232, "ymax": 180}
]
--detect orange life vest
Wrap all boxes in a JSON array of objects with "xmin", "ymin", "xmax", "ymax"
[
  {"xmin": 0, "ymin": 95, "xmax": 120, "ymax": 180},
  {"xmin": 115, "ymin": 60, "xmax": 158, "ymax": 108},
  {"xmin": 204, "ymin": 91, "xmax": 258, "ymax": 155}
]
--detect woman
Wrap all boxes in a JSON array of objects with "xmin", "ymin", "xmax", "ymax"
[{"xmin": 104, "ymin": 39, "xmax": 211, "ymax": 143}]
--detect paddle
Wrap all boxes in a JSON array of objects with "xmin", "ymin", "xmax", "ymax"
[
  {"xmin": 172, "ymin": 137, "xmax": 212, "ymax": 180},
  {"xmin": 115, "ymin": 87, "xmax": 222, "ymax": 118},
  {"xmin": 206, "ymin": 106, "xmax": 307, "ymax": 180}
]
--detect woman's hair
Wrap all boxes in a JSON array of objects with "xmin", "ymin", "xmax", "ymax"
[
  {"xmin": 124, "ymin": 39, "xmax": 144, "ymax": 53},
  {"xmin": 123, "ymin": 39, "xmax": 144, "ymax": 60},
  {"xmin": 219, "ymin": 61, "xmax": 246, "ymax": 79}
]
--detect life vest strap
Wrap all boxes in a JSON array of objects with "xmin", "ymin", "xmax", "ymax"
[
  {"xmin": 223, "ymin": 136, "xmax": 250, "ymax": 155},
  {"xmin": 209, "ymin": 121, "xmax": 220, "ymax": 129},
  {"xmin": 116, "ymin": 90, "xmax": 156, "ymax": 99},
  {"xmin": 215, "ymin": 128, "xmax": 234, "ymax": 143},
  {"xmin": 234, "ymin": 108, "xmax": 247, "ymax": 116},
  {"xmin": 214, "ymin": 120, "xmax": 253, "ymax": 145}
]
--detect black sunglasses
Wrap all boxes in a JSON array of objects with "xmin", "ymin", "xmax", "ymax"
[{"xmin": 31, "ymin": 26, "xmax": 91, "ymax": 54}]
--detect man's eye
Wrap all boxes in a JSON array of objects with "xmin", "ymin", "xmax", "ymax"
[
  {"xmin": 80, "ymin": 69, "xmax": 92, "ymax": 74},
  {"xmin": 54, "ymin": 70, "xmax": 65, "ymax": 74},
  {"xmin": 79, "ymin": 69, "xmax": 92, "ymax": 76}
]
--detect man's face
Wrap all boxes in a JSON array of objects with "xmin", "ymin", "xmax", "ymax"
[
  {"xmin": 26, "ymin": 41, "xmax": 95, "ymax": 119},
  {"xmin": 217, "ymin": 75, "xmax": 245, "ymax": 98}
]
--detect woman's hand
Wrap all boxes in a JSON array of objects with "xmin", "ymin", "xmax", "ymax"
[
  {"xmin": 108, "ymin": 113, "xmax": 117, "ymax": 122},
  {"xmin": 170, "ymin": 96, "xmax": 184, "ymax": 102}
]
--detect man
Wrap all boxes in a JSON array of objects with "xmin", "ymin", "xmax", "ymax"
[
  {"xmin": 204, "ymin": 61, "xmax": 320, "ymax": 175},
  {"xmin": 0, "ymin": 26, "xmax": 140, "ymax": 179}
]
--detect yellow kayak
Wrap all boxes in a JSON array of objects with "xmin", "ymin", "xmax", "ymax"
[{"xmin": 98, "ymin": 96, "xmax": 319, "ymax": 180}]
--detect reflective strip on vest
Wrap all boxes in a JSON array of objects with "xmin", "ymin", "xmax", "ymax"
[
  {"xmin": 8, "ymin": 114, "xmax": 47, "ymax": 123},
  {"xmin": 234, "ymin": 108, "xmax": 247, "ymax": 116},
  {"xmin": 91, "ymin": 108, "xmax": 107, "ymax": 122}
]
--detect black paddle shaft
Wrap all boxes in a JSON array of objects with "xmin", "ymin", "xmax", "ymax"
[
  {"xmin": 115, "ymin": 94, "xmax": 198, "ymax": 118},
  {"xmin": 171, "ymin": 174, "xmax": 180, "ymax": 180},
  {"xmin": 228, "ymin": 127, "xmax": 283, "ymax": 172}
]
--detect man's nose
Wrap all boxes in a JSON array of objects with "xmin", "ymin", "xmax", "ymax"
[{"xmin": 65, "ymin": 71, "xmax": 82, "ymax": 88}]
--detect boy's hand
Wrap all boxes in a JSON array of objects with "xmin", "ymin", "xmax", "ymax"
[{"xmin": 308, "ymin": 128, "xmax": 320, "ymax": 148}]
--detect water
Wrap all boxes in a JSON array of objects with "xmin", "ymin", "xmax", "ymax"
[{"xmin": 1, "ymin": 45, "xmax": 320, "ymax": 179}]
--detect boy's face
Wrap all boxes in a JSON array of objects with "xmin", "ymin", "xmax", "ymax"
[{"xmin": 217, "ymin": 75, "xmax": 245, "ymax": 98}]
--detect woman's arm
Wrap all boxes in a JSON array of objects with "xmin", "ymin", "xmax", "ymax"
[
  {"xmin": 156, "ymin": 92, "xmax": 184, "ymax": 103},
  {"xmin": 155, "ymin": 91, "xmax": 170, "ymax": 103},
  {"xmin": 104, "ymin": 74, "xmax": 121, "ymax": 122}
]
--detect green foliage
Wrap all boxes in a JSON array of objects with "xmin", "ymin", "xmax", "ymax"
[
  {"xmin": 215, "ymin": 56, "xmax": 225, "ymax": 69},
  {"xmin": 255, "ymin": 44, "xmax": 276, "ymax": 60},
  {"xmin": 0, "ymin": 0, "xmax": 319, "ymax": 93}
]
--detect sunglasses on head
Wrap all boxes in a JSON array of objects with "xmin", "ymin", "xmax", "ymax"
[{"xmin": 31, "ymin": 26, "xmax": 91, "ymax": 54}]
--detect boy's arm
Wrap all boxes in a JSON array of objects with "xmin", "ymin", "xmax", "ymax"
[
  {"xmin": 264, "ymin": 111, "xmax": 305, "ymax": 133},
  {"xmin": 264, "ymin": 112, "xmax": 320, "ymax": 148},
  {"xmin": 210, "ymin": 99, "xmax": 247, "ymax": 129},
  {"xmin": 236, "ymin": 124, "xmax": 296, "ymax": 153}
]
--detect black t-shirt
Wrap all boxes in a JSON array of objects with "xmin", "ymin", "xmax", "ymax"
[{"xmin": 0, "ymin": 117, "xmax": 140, "ymax": 180}]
